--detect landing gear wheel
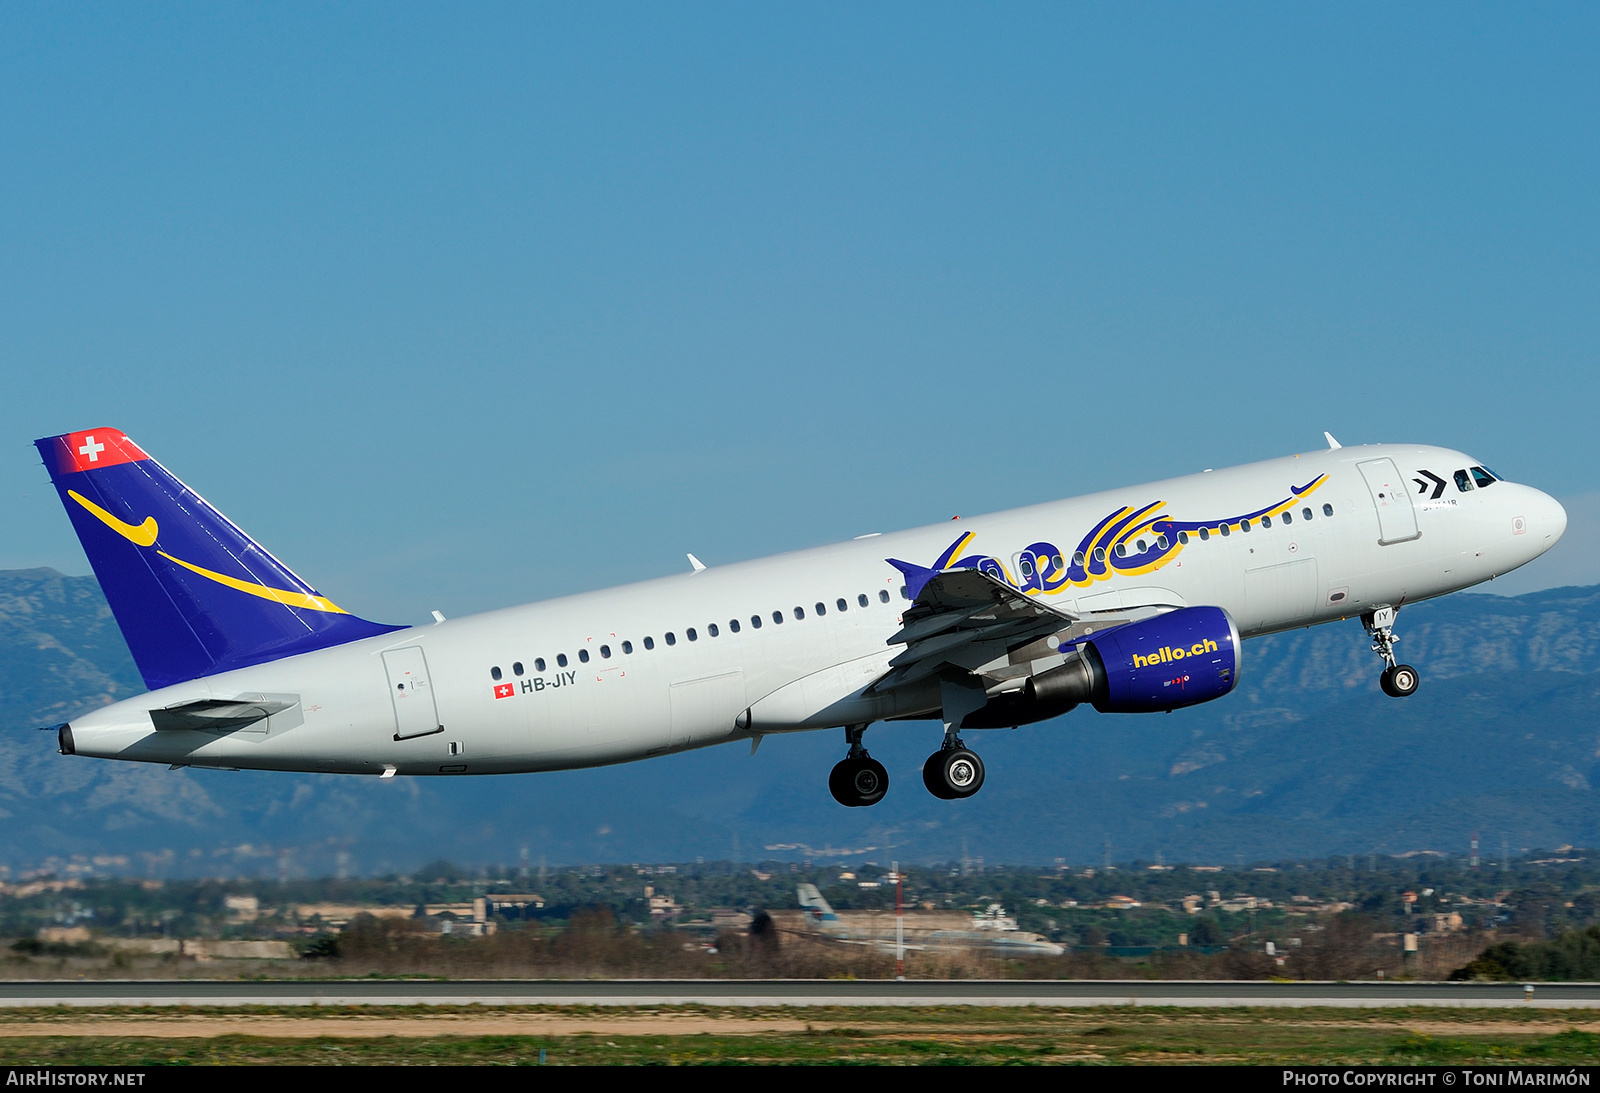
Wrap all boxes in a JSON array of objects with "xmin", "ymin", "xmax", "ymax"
[
  {"xmin": 922, "ymin": 752, "xmax": 954, "ymax": 799},
  {"xmin": 829, "ymin": 757, "xmax": 889, "ymax": 807},
  {"xmin": 1381, "ymin": 663, "xmax": 1420, "ymax": 698},
  {"xmin": 923, "ymin": 747, "xmax": 985, "ymax": 799}
]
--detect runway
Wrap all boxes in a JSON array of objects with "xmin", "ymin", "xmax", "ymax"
[{"xmin": 1, "ymin": 979, "xmax": 1595, "ymax": 1008}]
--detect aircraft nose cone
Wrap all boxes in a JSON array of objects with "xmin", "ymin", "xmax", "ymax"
[
  {"xmin": 1538, "ymin": 489, "xmax": 1567, "ymax": 544},
  {"xmin": 1523, "ymin": 488, "xmax": 1567, "ymax": 548}
]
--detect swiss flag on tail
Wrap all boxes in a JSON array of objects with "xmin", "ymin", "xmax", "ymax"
[{"xmin": 45, "ymin": 429, "xmax": 151, "ymax": 474}]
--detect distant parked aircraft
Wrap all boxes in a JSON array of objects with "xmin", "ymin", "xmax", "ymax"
[
  {"xmin": 792, "ymin": 883, "xmax": 1063, "ymax": 956},
  {"xmin": 37, "ymin": 429, "xmax": 1564, "ymax": 804}
]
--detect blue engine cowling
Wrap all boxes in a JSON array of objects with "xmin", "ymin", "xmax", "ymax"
[
  {"xmin": 1085, "ymin": 605, "xmax": 1240, "ymax": 713},
  {"xmin": 958, "ymin": 605, "xmax": 1241, "ymax": 728}
]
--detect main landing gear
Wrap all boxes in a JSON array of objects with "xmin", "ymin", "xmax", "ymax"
[
  {"xmin": 1365, "ymin": 606, "xmax": 1420, "ymax": 698},
  {"xmin": 922, "ymin": 675, "xmax": 987, "ymax": 799},
  {"xmin": 923, "ymin": 739, "xmax": 985, "ymax": 800},
  {"xmin": 829, "ymin": 725, "xmax": 888, "ymax": 808}
]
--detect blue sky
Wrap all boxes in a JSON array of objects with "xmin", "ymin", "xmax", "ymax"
[{"xmin": 4, "ymin": 3, "xmax": 1596, "ymax": 622}]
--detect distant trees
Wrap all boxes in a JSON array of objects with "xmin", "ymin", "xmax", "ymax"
[
  {"xmin": 1451, "ymin": 925, "xmax": 1600, "ymax": 981},
  {"xmin": 1187, "ymin": 917, "xmax": 1224, "ymax": 947},
  {"xmin": 1292, "ymin": 914, "xmax": 1389, "ymax": 980}
]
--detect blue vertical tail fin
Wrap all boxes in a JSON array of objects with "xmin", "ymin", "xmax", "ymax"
[{"xmin": 36, "ymin": 428, "xmax": 404, "ymax": 690}]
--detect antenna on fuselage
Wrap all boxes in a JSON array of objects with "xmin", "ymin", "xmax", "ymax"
[
  {"xmin": 687, "ymin": 553, "xmax": 707, "ymax": 572},
  {"xmin": 1324, "ymin": 431, "xmax": 1342, "ymax": 450}
]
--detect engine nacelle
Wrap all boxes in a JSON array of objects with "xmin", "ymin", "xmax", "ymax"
[
  {"xmin": 958, "ymin": 605, "xmax": 1240, "ymax": 727},
  {"xmin": 1084, "ymin": 605, "xmax": 1240, "ymax": 713}
]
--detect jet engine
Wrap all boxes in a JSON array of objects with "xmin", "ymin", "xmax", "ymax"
[{"xmin": 960, "ymin": 605, "xmax": 1241, "ymax": 727}]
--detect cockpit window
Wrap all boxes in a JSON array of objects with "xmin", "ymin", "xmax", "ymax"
[
  {"xmin": 1471, "ymin": 466, "xmax": 1496, "ymax": 488},
  {"xmin": 1454, "ymin": 469, "xmax": 1474, "ymax": 492}
]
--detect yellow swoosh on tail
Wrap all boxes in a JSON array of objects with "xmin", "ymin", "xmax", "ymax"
[
  {"xmin": 68, "ymin": 490, "xmax": 159, "ymax": 547},
  {"xmin": 157, "ymin": 552, "xmax": 348, "ymax": 614}
]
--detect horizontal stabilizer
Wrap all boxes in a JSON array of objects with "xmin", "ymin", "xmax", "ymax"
[{"xmin": 148, "ymin": 696, "xmax": 298, "ymax": 732}]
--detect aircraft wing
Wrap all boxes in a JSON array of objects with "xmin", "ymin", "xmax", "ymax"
[{"xmin": 871, "ymin": 566, "xmax": 1077, "ymax": 691}]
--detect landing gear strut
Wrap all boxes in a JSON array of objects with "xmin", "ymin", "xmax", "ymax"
[
  {"xmin": 923, "ymin": 675, "xmax": 988, "ymax": 799},
  {"xmin": 829, "ymin": 724, "xmax": 888, "ymax": 807},
  {"xmin": 1364, "ymin": 606, "xmax": 1420, "ymax": 698}
]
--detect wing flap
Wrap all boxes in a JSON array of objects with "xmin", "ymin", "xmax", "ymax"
[{"xmin": 872, "ymin": 567, "xmax": 1075, "ymax": 692}]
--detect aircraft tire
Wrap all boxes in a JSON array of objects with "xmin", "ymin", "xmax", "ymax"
[
  {"xmin": 829, "ymin": 759, "xmax": 859, "ymax": 806},
  {"xmin": 830, "ymin": 757, "xmax": 889, "ymax": 806},
  {"xmin": 922, "ymin": 752, "xmax": 955, "ymax": 799},
  {"xmin": 927, "ymin": 747, "xmax": 985, "ymax": 799},
  {"xmin": 1384, "ymin": 664, "xmax": 1420, "ymax": 698},
  {"xmin": 851, "ymin": 757, "xmax": 889, "ymax": 806}
]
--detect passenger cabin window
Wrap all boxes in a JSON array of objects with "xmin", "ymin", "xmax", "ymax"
[
  {"xmin": 643, "ymin": 637, "xmax": 654, "ymax": 650},
  {"xmin": 665, "ymin": 632, "xmax": 677, "ymax": 645},
  {"xmin": 1219, "ymin": 523, "xmax": 1230, "ymax": 537},
  {"xmin": 1302, "ymin": 507, "xmax": 1313, "ymax": 521},
  {"xmin": 1282, "ymin": 511, "xmax": 1292, "ymax": 524},
  {"xmin": 1019, "ymin": 556, "xmax": 1035, "ymax": 578},
  {"xmin": 557, "ymin": 654, "xmax": 568, "ymax": 668},
  {"xmin": 751, "ymin": 615, "xmax": 763, "ymax": 629},
  {"xmin": 1198, "ymin": 528, "xmax": 1210, "ymax": 541},
  {"xmin": 793, "ymin": 606, "xmax": 805, "ymax": 620},
  {"xmin": 578, "ymin": 649, "xmax": 590, "ymax": 663},
  {"xmin": 1240, "ymin": 519, "xmax": 1252, "ymax": 532},
  {"xmin": 1072, "ymin": 551, "xmax": 1086, "ymax": 566},
  {"xmin": 535, "ymin": 657, "xmax": 546, "ymax": 672},
  {"xmin": 687, "ymin": 628, "xmax": 698, "ymax": 641},
  {"xmin": 600, "ymin": 645, "xmax": 611, "ymax": 658},
  {"xmin": 622, "ymin": 641, "xmax": 633, "ymax": 654},
  {"xmin": 857, "ymin": 594, "xmax": 869, "ymax": 607},
  {"xmin": 815, "ymin": 602, "xmax": 826, "ymax": 616},
  {"xmin": 878, "ymin": 590, "xmax": 891, "ymax": 603},
  {"xmin": 1455, "ymin": 469, "xmax": 1473, "ymax": 492},
  {"xmin": 514, "ymin": 662, "xmax": 524, "ymax": 676},
  {"xmin": 772, "ymin": 611, "xmax": 784, "ymax": 624},
  {"xmin": 708, "ymin": 623, "xmax": 719, "ymax": 637},
  {"xmin": 1093, "ymin": 546, "xmax": 1106, "ymax": 562},
  {"xmin": 1176, "ymin": 533, "xmax": 1188, "ymax": 545},
  {"xmin": 837, "ymin": 598, "xmax": 848, "ymax": 612},
  {"xmin": 491, "ymin": 666, "xmax": 502, "ymax": 681},
  {"xmin": 729, "ymin": 619, "xmax": 740, "ymax": 633},
  {"xmin": 1471, "ymin": 466, "xmax": 1496, "ymax": 488},
  {"xmin": 1052, "ymin": 554, "xmax": 1064, "ymax": 571},
  {"xmin": 1323, "ymin": 503, "xmax": 1334, "ymax": 517},
  {"xmin": 1261, "ymin": 515, "xmax": 1271, "ymax": 528}
]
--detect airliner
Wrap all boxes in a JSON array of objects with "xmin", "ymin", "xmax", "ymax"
[
  {"xmin": 36, "ymin": 428, "xmax": 1565, "ymax": 807},
  {"xmin": 791, "ymin": 883, "xmax": 1064, "ymax": 956}
]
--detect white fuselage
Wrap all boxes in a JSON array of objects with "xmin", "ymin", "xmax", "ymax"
[{"xmin": 64, "ymin": 444, "xmax": 1566, "ymax": 775}]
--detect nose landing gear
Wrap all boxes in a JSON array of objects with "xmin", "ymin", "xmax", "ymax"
[
  {"xmin": 1365, "ymin": 606, "xmax": 1420, "ymax": 698},
  {"xmin": 829, "ymin": 724, "xmax": 888, "ymax": 807}
]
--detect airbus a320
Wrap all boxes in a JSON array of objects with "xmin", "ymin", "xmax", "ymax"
[{"xmin": 36, "ymin": 429, "xmax": 1565, "ymax": 806}]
